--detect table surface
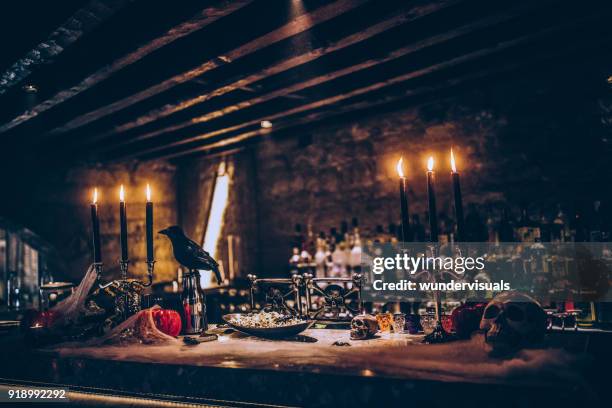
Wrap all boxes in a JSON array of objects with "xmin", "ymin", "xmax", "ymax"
[{"xmin": 46, "ymin": 327, "xmax": 584, "ymax": 388}]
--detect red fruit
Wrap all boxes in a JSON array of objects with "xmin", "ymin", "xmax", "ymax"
[
  {"xmin": 151, "ymin": 308, "xmax": 182, "ymax": 337},
  {"xmin": 451, "ymin": 303, "xmax": 486, "ymax": 339}
]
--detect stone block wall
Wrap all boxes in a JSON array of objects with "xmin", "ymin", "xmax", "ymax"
[
  {"xmin": 9, "ymin": 160, "xmax": 179, "ymax": 283},
  {"xmin": 243, "ymin": 81, "xmax": 611, "ymax": 276}
]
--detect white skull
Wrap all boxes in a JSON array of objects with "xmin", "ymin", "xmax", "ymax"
[
  {"xmin": 350, "ymin": 314, "xmax": 378, "ymax": 340},
  {"xmin": 479, "ymin": 291, "xmax": 546, "ymax": 355}
]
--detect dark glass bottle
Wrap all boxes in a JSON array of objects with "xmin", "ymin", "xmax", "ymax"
[{"xmin": 498, "ymin": 208, "xmax": 515, "ymax": 242}]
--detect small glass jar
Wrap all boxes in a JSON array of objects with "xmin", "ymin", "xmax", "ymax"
[{"xmin": 392, "ymin": 312, "xmax": 406, "ymax": 334}]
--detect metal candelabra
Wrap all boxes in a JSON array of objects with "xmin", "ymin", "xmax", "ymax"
[{"xmin": 94, "ymin": 258, "xmax": 155, "ymax": 321}]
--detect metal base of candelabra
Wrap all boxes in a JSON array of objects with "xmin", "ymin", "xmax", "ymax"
[
  {"xmin": 422, "ymin": 321, "xmax": 455, "ymax": 344},
  {"xmin": 92, "ymin": 258, "xmax": 156, "ymax": 322},
  {"xmin": 145, "ymin": 260, "xmax": 155, "ymax": 287}
]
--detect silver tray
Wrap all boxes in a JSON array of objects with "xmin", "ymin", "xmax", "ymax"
[{"xmin": 222, "ymin": 313, "xmax": 314, "ymax": 339}]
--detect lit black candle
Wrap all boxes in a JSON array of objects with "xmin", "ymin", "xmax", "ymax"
[
  {"xmin": 426, "ymin": 156, "xmax": 438, "ymax": 242},
  {"xmin": 146, "ymin": 184, "xmax": 154, "ymax": 262},
  {"xmin": 396, "ymin": 157, "xmax": 411, "ymax": 242},
  {"xmin": 450, "ymin": 148, "xmax": 465, "ymax": 242},
  {"xmin": 90, "ymin": 188, "xmax": 101, "ymax": 263},
  {"xmin": 119, "ymin": 185, "xmax": 128, "ymax": 262}
]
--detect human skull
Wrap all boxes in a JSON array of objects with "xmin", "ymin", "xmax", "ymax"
[
  {"xmin": 480, "ymin": 291, "xmax": 546, "ymax": 355},
  {"xmin": 350, "ymin": 314, "xmax": 378, "ymax": 340}
]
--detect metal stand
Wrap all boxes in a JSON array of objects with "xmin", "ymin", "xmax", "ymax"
[
  {"xmin": 420, "ymin": 244, "xmax": 455, "ymax": 344},
  {"xmin": 94, "ymin": 259, "xmax": 155, "ymax": 322},
  {"xmin": 423, "ymin": 320, "xmax": 454, "ymax": 343},
  {"xmin": 144, "ymin": 260, "xmax": 155, "ymax": 287},
  {"xmin": 118, "ymin": 259, "xmax": 131, "ymax": 321}
]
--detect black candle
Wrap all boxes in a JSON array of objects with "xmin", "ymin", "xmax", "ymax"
[
  {"xmin": 426, "ymin": 157, "xmax": 438, "ymax": 242},
  {"xmin": 396, "ymin": 157, "xmax": 411, "ymax": 242},
  {"xmin": 119, "ymin": 185, "xmax": 128, "ymax": 262},
  {"xmin": 450, "ymin": 149, "xmax": 465, "ymax": 242},
  {"xmin": 90, "ymin": 188, "xmax": 101, "ymax": 263},
  {"xmin": 146, "ymin": 184, "xmax": 154, "ymax": 262}
]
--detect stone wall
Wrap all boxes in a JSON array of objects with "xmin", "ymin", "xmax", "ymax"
[
  {"xmin": 5, "ymin": 71, "xmax": 610, "ymax": 283},
  {"xmin": 6, "ymin": 160, "xmax": 179, "ymax": 283},
  {"xmin": 245, "ymin": 79, "xmax": 611, "ymax": 276}
]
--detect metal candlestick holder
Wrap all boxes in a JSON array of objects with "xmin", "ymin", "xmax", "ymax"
[
  {"xmin": 94, "ymin": 258, "xmax": 156, "ymax": 321},
  {"xmin": 413, "ymin": 244, "xmax": 456, "ymax": 344}
]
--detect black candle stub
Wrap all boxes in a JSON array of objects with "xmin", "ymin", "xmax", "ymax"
[
  {"xmin": 396, "ymin": 157, "xmax": 411, "ymax": 242},
  {"xmin": 450, "ymin": 149, "xmax": 465, "ymax": 242},
  {"xmin": 146, "ymin": 184, "xmax": 154, "ymax": 262},
  {"xmin": 90, "ymin": 188, "xmax": 101, "ymax": 263},
  {"xmin": 119, "ymin": 185, "xmax": 128, "ymax": 262},
  {"xmin": 452, "ymin": 172, "xmax": 465, "ymax": 241},
  {"xmin": 426, "ymin": 157, "xmax": 438, "ymax": 242}
]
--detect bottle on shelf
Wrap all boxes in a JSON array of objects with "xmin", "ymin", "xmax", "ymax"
[
  {"xmin": 314, "ymin": 238, "xmax": 327, "ymax": 277},
  {"xmin": 289, "ymin": 247, "xmax": 300, "ymax": 276}
]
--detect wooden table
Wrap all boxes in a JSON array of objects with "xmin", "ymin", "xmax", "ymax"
[{"xmin": 0, "ymin": 328, "xmax": 602, "ymax": 407}]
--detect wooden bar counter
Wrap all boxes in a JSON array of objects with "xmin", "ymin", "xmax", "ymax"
[{"xmin": 0, "ymin": 327, "xmax": 607, "ymax": 407}]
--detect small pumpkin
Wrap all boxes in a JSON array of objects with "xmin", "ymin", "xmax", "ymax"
[
  {"xmin": 451, "ymin": 302, "xmax": 487, "ymax": 339},
  {"xmin": 151, "ymin": 308, "xmax": 182, "ymax": 337}
]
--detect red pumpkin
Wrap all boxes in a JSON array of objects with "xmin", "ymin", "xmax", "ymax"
[
  {"xmin": 151, "ymin": 308, "xmax": 181, "ymax": 337},
  {"xmin": 451, "ymin": 302, "xmax": 486, "ymax": 339}
]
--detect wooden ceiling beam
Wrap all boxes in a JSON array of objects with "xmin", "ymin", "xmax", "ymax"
[
  {"xmin": 86, "ymin": 0, "xmax": 460, "ymax": 142},
  {"xmin": 142, "ymin": 69, "xmax": 506, "ymax": 161},
  {"xmin": 44, "ymin": 0, "xmax": 370, "ymax": 136},
  {"xmin": 0, "ymin": 0, "xmax": 253, "ymax": 135},
  {"xmin": 0, "ymin": 0, "xmax": 131, "ymax": 96},
  {"xmin": 103, "ymin": 5, "xmax": 547, "ymax": 156},
  {"xmin": 108, "ymin": 32, "xmax": 543, "ymax": 161},
  {"xmin": 143, "ymin": 34, "xmax": 605, "ymax": 162},
  {"xmin": 110, "ymin": 12, "xmax": 606, "ymax": 162}
]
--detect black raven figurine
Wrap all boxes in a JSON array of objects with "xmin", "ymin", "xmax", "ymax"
[{"xmin": 159, "ymin": 226, "xmax": 222, "ymax": 284}]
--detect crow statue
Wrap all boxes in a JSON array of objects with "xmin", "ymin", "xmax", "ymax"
[{"xmin": 159, "ymin": 226, "xmax": 222, "ymax": 284}]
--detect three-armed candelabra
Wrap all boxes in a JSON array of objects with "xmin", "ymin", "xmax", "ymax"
[{"xmin": 93, "ymin": 259, "xmax": 155, "ymax": 321}]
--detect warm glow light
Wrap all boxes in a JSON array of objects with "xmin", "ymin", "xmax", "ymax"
[
  {"xmin": 260, "ymin": 120, "xmax": 273, "ymax": 128},
  {"xmin": 119, "ymin": 185, "xmax": 125, "ymax": 202},
  {"xmin": 450, "ymin": 148, "xmax": 457, "ymax": 173},
  {"xmin": 92, "ymin": 188, "xmax": 98, "ymax": 204},
  {"xmin": 396, "ymin": 157, "xmax": 405, "ymax": 178},
  {"xmin": 427, "ymin": 156, "xmax": 434, "ymax": 172},
  {"xmin": 146, "ymin": 184, "xmax": 151, "ymax": 202},
  {"xmin": 202, "ymin": 161, "xmax": 230, "ymax": 287}
]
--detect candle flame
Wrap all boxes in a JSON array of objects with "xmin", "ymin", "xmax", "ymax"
[
  {"xmin": 146, "ymin": 184, "xmax": 151, "ymax": 202},
  {"xmin": 427, "ymin": 156, "xmax": 434, "ymax": 172},
  {"xmin": 396, "ymin": 157, "xmax": 405, "ymax": 178},
  {"xmin": 92, "ymin": 188, "xmax": 98, "ymax": 204},
  {"xmin": 450, "ymin": 148, "xmax": 457, "ymax": 173},
  {"xmin": 119, "ymin": 185, "xmax": 125, "ymax": 202}
]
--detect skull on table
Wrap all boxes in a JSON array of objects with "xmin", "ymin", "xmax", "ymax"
[
  {"xmin": 479, "ymin": 291, "xmax": 546, "ymax": 355},
  {"xmin": 350, "ymin": 314, "xmax": 378, "ymax": 340}
]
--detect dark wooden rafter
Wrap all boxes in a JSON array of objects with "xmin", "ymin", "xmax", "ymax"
[
  {"xmin": 44, "ymin": 0, "xmax": 370, "ymax": 136},
  {"xmin": 101, "ymin": 2, "xmax": 532, "ymax": 151},
  {"xmin": 0, "ymin": 0, "xmax": 130, "ymax": 95},
  {"xmin": 1, "ymin": 0, "xmax": 610, "ymax": 166},
  {"xmin": 0, "ymin": 0, "xmax": 253, "ymax": 134},
  {"xmin": 143, "ymin": 35, "xmax": 609, "ymax": 162},
  {"xmin": 86, "ymin": 0, "xmax": 461, "ymax": 141},
  {"xmin": 111, "ymin": 12, "xmax": 604, "ymax": 161}
]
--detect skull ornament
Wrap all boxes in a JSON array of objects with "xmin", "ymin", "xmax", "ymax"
[
  {"xmin": 350, "ymin": 314, "xmax": 378, "ymax": 340},
  {"xmin": 480, "ymin": 291, "xmax": 546, "ymax": 355}
]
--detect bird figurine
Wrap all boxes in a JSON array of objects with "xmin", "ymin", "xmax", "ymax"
[{"xmin": 159, "ymin": 226, "xmax": 222, "ymax": 284}]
